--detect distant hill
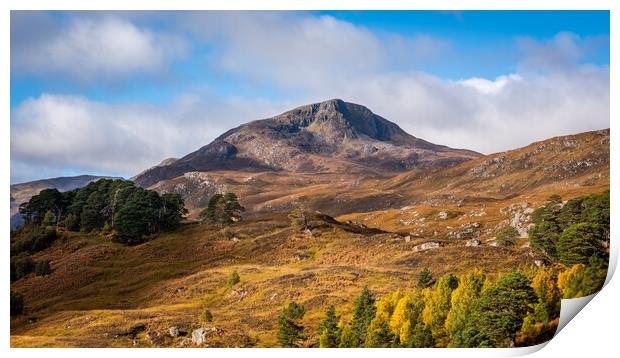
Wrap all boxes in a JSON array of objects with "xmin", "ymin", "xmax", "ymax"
[
  {"xmin": 132, "ymin": 99, "xmax": 480, "ymax": 188},
  {"xmin": 10, "ymin": 175, "xmax": 120, "ymax": 229}
]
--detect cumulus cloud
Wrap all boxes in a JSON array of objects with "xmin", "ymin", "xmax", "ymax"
[
  {"xmin": 178, "ymin": 12, "xmax": 450, "ymax": 89},
  {"xmin": 10, "ymin": 93, "xmax": 293, "ymax": 183},
  {"xmin": 10, "ymin": 12, "xmax": 609, "ymax": 183},
  {"xmin": 332, "ymin": 67, "xmax": 609, "ymax": 154},
  {"xmin": 11, "ymin": 12, "xmax": 187, "ymax": 82}
]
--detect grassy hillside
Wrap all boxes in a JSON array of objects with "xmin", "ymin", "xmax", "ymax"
[
  {"xmin": 11, "ymin": 208, "xmax": 542, "ymax": 347},
  {"xmin": 10, "ymin": 129, "xmax": 610, "ymax": 348}
]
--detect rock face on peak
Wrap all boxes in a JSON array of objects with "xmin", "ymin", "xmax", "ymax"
[{"xmin": 133, "ymin": 99, "xmax": 481, "ymax": 188}]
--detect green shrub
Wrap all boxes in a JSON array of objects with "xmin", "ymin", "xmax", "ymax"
[
  {"xmin": 63, "ymin": 213, "xmax": 80, "ymax": 231},
  {"xmin": 227, "ymin": 271, "xmax": 241, "ymax": 286},
  {"xmin": 496, "ymin": 226, "xmax": 519, "ymax": 247},
  {"xmin": 10, "ymin": 226, "xmax": 57, "ymax": 256},
  {"xmin": 199, "ymin": 309, "xmax": 213, "ymax": 323},
  {"xmin": 10, "ymin": 255, "xmax": 35, "ymax": 282},
  {"xmin": 35, "ymin": 260, "xmax": 52, "ymax": 276},
  {"xmin": 11, "ymin": 291, "xmax": 24, "ymax": 316}
]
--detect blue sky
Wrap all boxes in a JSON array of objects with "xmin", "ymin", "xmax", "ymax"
[{"xmin": 10, "ymin": 11, "xmax": 610, "ymax": 183}]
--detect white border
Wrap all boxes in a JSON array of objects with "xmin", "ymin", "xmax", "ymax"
[{"xmin": 2, "ymin": 1, "xmax": 617, "ymax": 357}]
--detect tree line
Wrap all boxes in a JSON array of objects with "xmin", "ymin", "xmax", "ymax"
[
  {"xmin": 16, "ymin": 179, "xmax": 187, "ymax": 247},
  {"xmin": 279, "ymin": 262, "xmax": 606, "ymax": 348}
]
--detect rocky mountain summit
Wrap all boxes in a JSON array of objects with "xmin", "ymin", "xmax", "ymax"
[{"xmin": 133, "ymin": 99, "xmax": 480, "ymax": 187}]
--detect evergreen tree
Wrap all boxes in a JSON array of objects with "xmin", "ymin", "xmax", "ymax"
[
  {"xmin": 557, "ymin": 223, "xmax": 606, "ymax": 266},
  {"xmin": 528, "ymin": 221, "xmax": 561, "ymax": 259},
  {"xmin": 406, "ymin": 322, "xmax": 435, "ymax": 348},
  {"xmin": 63, "ymin": 213, "xmax": 80, "ymax": 231},
  {"xmin": 365, "ymin": 320, "xmax": 393, "ymax": 347},
  {"xmin": 17, "ymin": 179, "xmax": 187, "ymax": 247},
  {"xmin": 340, "ymin": 286, "xmax": 376, "ymax": 347},
  {"xmin": 417, "ymin": 267, "xmax": 435, "ymax": 288},
  {"xmin": 460, "ymin": 272, "xmax": 537, "ymax": 347},
  {"xmin": 160, "ymin": 193, "xmax": 188, "ymax": 231},
  {"xmin": 277, "ymin": 302, "xmax": 305, "ymax": 347},
  {"xmin": 318, "ymin": 306, "xmax": 341, "ymax": 348},
  {"xmin": 200, "ymin": 193, "xmax": 245, "ymax": 226}
]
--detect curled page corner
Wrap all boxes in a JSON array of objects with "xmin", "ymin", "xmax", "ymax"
[{"xmin": 552, "ymin": 235, "xmax": 617, "ymax": 336}]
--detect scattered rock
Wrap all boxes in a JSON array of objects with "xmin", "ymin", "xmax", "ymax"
[
  {"xmin": 404, "ymin": 235, "xmax": 411, "ymax": 243},
  {"xmin": 229, "ymin": 288, "xmax": 248, "ymax": 302},
  {"xmin": 448, "ymin": 222, "xmax": 481, "ymax": 240},
  {"xmin": 168, "ymin": 326, "xmax": 180, "ymax": 337},
  {"xmin": 179, "ymin": 338, "xmax": 191, "ymax": 347},
  {"xmin": 191, "ymin": 327, "xmax": 221, "ymax": 345},
  {"xmin": 438, "ymin": 211, "xmax": 448, "ymax": 220},
  {"xmin": 292, "ymin": 253, "xmax": 311, "ymax": 261},
  {"xmin": 145, "ymin": 331, "xmax": 163, "ymax": 345},
  {"xmin": 304, "ymin": 228, "xmax": 321, "ymax": 237},
  {"xmin": 534, "ymin": 259, "xmax": 544, "ymax": 267},
  {"xmin": 413, "ymin": 241, "xmax": 441, "ymax": 252},
  {"xmin": 192, "ymin": 328, "xmax": 208, "ymax": 345},
  {"xmin": 465, "ymin": 239, "xmax": 480, "ymax": 247},
  {"xmin": 502, "ymin": 203, "xmax": 534, "ymax": 238}
]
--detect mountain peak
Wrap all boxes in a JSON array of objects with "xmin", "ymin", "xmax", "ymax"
[{"xmin": 133, "ymin": 99, "xmax": 481, "ymax": 188}]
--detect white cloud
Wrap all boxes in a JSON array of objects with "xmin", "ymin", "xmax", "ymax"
[
  {"xmin": 10, "ymin": 93, "xmax": 293, "ymax": 183},
  {"xmin": 179, "ymin": 12, "xmax": 450, "ymax": 90},
  {"xmin": 10, "ymin": 12, "xmax": 609, "ymax": 182},
  {"xmin": 458, "ymin": 74, "xmax": 523, "ymax": 95},
  {"xmin": 328, "ymin": 67, "xmax": 609, "ymax": 154},
  {"xmin": 11, "ymin": 14, "xmax": 187, "ymax": 82},
  {"xmin": 517, "ymin": 31, "xmax": 609, "ymax": 73}
]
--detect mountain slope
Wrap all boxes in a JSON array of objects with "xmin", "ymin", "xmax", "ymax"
[
  {"xmin": 133, "ymin": 99, "xmax": 480, "ymax": 187},
  {"xmin": 146, "ymin": 129, "xmax": 609, "ymax": 217},
  {"xmin": 10, "ymin": 129, "xmax": 609, "ymax": 348}
]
